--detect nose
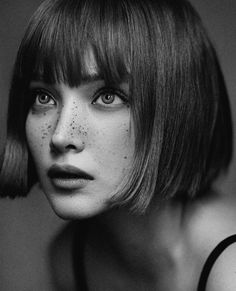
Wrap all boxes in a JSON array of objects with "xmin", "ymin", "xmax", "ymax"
[{"xmin": 50, "ymin": 105, "xmax": 86, "ymax": 154}]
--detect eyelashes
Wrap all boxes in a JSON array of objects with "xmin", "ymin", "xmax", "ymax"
[
  {"xmin": 29, "ymin": 86, "xmax": 129, "ymax": 109},
  {"xmin": 29, "ymin": 88, "xmax": 56, "ymax": 106},
  {"xmin": 92, "ymin": 87, "xmax": 128, "ymax": 107}
]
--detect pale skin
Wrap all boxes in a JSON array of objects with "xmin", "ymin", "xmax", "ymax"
[
  {"xmin": 84, "ymin": 196, "xmax": 236, "ymax": 291},
  {"xmin": 48, "ymin": 191, "xmax": 236, "ymax": 291},
  {"xmin": 26, "ymin": 79, "xmax": 133, "ymax": 219},
  {"xmin": 25, "ymin": 61, "xmax": 236, "ymax": 291}
]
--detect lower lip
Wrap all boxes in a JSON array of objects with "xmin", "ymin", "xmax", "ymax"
[{"xmin": 50, "ymin": 178, "xmax": 91, "ymax": 191}]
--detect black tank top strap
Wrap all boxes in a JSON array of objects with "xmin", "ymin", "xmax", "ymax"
[
  {"xmin": 72, "ymin": 221, "xmax": 89, "ymax": 291},
  {"xmin": 197, "ymin": 234, "xmax": 236, "ymax": 291}
]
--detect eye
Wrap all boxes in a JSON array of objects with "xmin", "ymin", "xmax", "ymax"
[
  {"xmin": 92, "ymin": 87, "xmax": 128, "ymax": 108},
  {"xmin": 30, "ymin": 89, "xmax": 56, "ymax": 106}
]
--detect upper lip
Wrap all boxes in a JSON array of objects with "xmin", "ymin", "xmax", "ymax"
[{"xmin": 47, "ymin": 164, "xmax": 94, "ymax": 180}]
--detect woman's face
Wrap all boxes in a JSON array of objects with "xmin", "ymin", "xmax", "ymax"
[{"xmin": 25, "ymin": 67, "xmax": 134, "ymax": 219}]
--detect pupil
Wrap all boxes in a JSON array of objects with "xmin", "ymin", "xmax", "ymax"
[
  {"xmin": 102, "ymin": 94, "xmax": 114, "ymax": 104},
  {"xmin": 39, "ymin": 94, "xmax": 49, "ymax": 103}
]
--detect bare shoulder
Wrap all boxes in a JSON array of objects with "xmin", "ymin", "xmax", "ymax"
[
  {"xmin": 187, "ymin": 195, "xmax": 236, "ymax": 244},
  {"xmin": 206, "ymin": 242, "xmax": 236, "ymax": 291},
  {"xmin": 185, "ymin": 193, "xmax": 236, "ymax": 290}
]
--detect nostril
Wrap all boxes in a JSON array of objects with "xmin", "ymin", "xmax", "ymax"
[
  {"xmin": 65, "ymin": 144, "xmax": 77, "ymax": 150},
  {"xmin": 50, "ymin": 142, "xmax": 79, "ymax": 153},
  {"xmin": 49, "ymin": 135, "xmax": 85, "ymax": 154}
]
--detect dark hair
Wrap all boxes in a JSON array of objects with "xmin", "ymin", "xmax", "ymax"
[{"xmin": 0, "ymin": 0, "xmax": 233, "ymax": 213}]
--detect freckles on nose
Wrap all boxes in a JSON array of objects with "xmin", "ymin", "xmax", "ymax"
[
  {"xmin": 79, "ymin": 126, "xmax": 88, "ymax": 136},
  {"xmin": 54, "ymin": 112, "xmax": 89, "ymax": 140},
  {"xmin": 71, "ymin": 109, "xmax": 89, "ymax": 136}
]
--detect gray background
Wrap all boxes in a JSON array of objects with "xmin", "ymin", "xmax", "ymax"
[{"xmin": 0, "ymin": 0, "xmax": 235, "ymax": 290}]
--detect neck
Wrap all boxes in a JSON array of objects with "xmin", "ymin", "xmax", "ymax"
[{"xmin": 85, "ymin": 199, "xmax": 188, "ymax": 290}]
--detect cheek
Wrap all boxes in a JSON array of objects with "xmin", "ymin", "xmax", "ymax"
[
  {"xmin": 89, "ymin": 117, "xmax": 134, "ymax": 171},
  {"xmin": 25, "ymin": 113, "xmax": 53, "ymax": 162}
]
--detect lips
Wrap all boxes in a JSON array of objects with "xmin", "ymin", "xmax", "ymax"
[{"xmin": 47, "ymin": 164, "xmax": 94, "ymax": 190}]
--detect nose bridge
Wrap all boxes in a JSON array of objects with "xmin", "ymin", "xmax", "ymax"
[
  {"xmin": 55, "ymin": 88, "xmax": 86, "ymax": 133},
  {"xmin": 55, "ymin": 99, "xmax": 83, "ymax": 135},
  {"xmin": 51, "ymin": 94, "xmax": 86, "ymax": 152}
]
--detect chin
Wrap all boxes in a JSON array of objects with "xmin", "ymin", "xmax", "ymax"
[{"xmin": 45, "ymin": 192, "xmax": 109, "ymax": 220}]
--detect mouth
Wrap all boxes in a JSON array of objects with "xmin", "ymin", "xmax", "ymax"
[{"xmin": 47, "ymin": 164, "xmax": 94, "ymax": 191}]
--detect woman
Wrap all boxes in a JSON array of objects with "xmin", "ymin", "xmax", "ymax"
[{"xmin": 0, "ymin": 0, "xmax": 235, "ymax": 290}]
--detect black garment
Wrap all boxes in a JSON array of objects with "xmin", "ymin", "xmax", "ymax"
[
  {"xmin": 72, "ymin": 222, "xmax": 89, "ymax": 291},
  {"xmin": 197, "ymin": 234, "xmax": 236, "ymax": 291}
]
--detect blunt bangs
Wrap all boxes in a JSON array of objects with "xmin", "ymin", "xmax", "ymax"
[{"xmin": 20, "ymin": 0, "xmax": 130, "ymax": 87}]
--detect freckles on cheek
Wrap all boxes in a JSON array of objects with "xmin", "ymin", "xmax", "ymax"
[
  {"xmin": 26, "ymin": 113, "xmax": 53, "ymax": 150},
  {"xmin": 41, "ymin": 122, "xmax": 52, "ymax": 141}
]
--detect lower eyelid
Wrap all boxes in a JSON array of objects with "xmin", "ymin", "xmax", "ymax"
[
  {"xmin": 93, "ymin": 90, "xmax": 128, "ymax": 104},
  {"xmin": 92, "ymin": 97, "xmax": 127, "ymax": 108}
]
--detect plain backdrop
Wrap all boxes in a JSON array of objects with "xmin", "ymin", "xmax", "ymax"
[{"xmin": 0, "ymin": 1, "xmax": 235, "ymax": 290}]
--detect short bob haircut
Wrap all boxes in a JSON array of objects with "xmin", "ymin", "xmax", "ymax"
[{"xmin": 0, "ymin": 0, "xmax": 233, "ymax": 213}]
